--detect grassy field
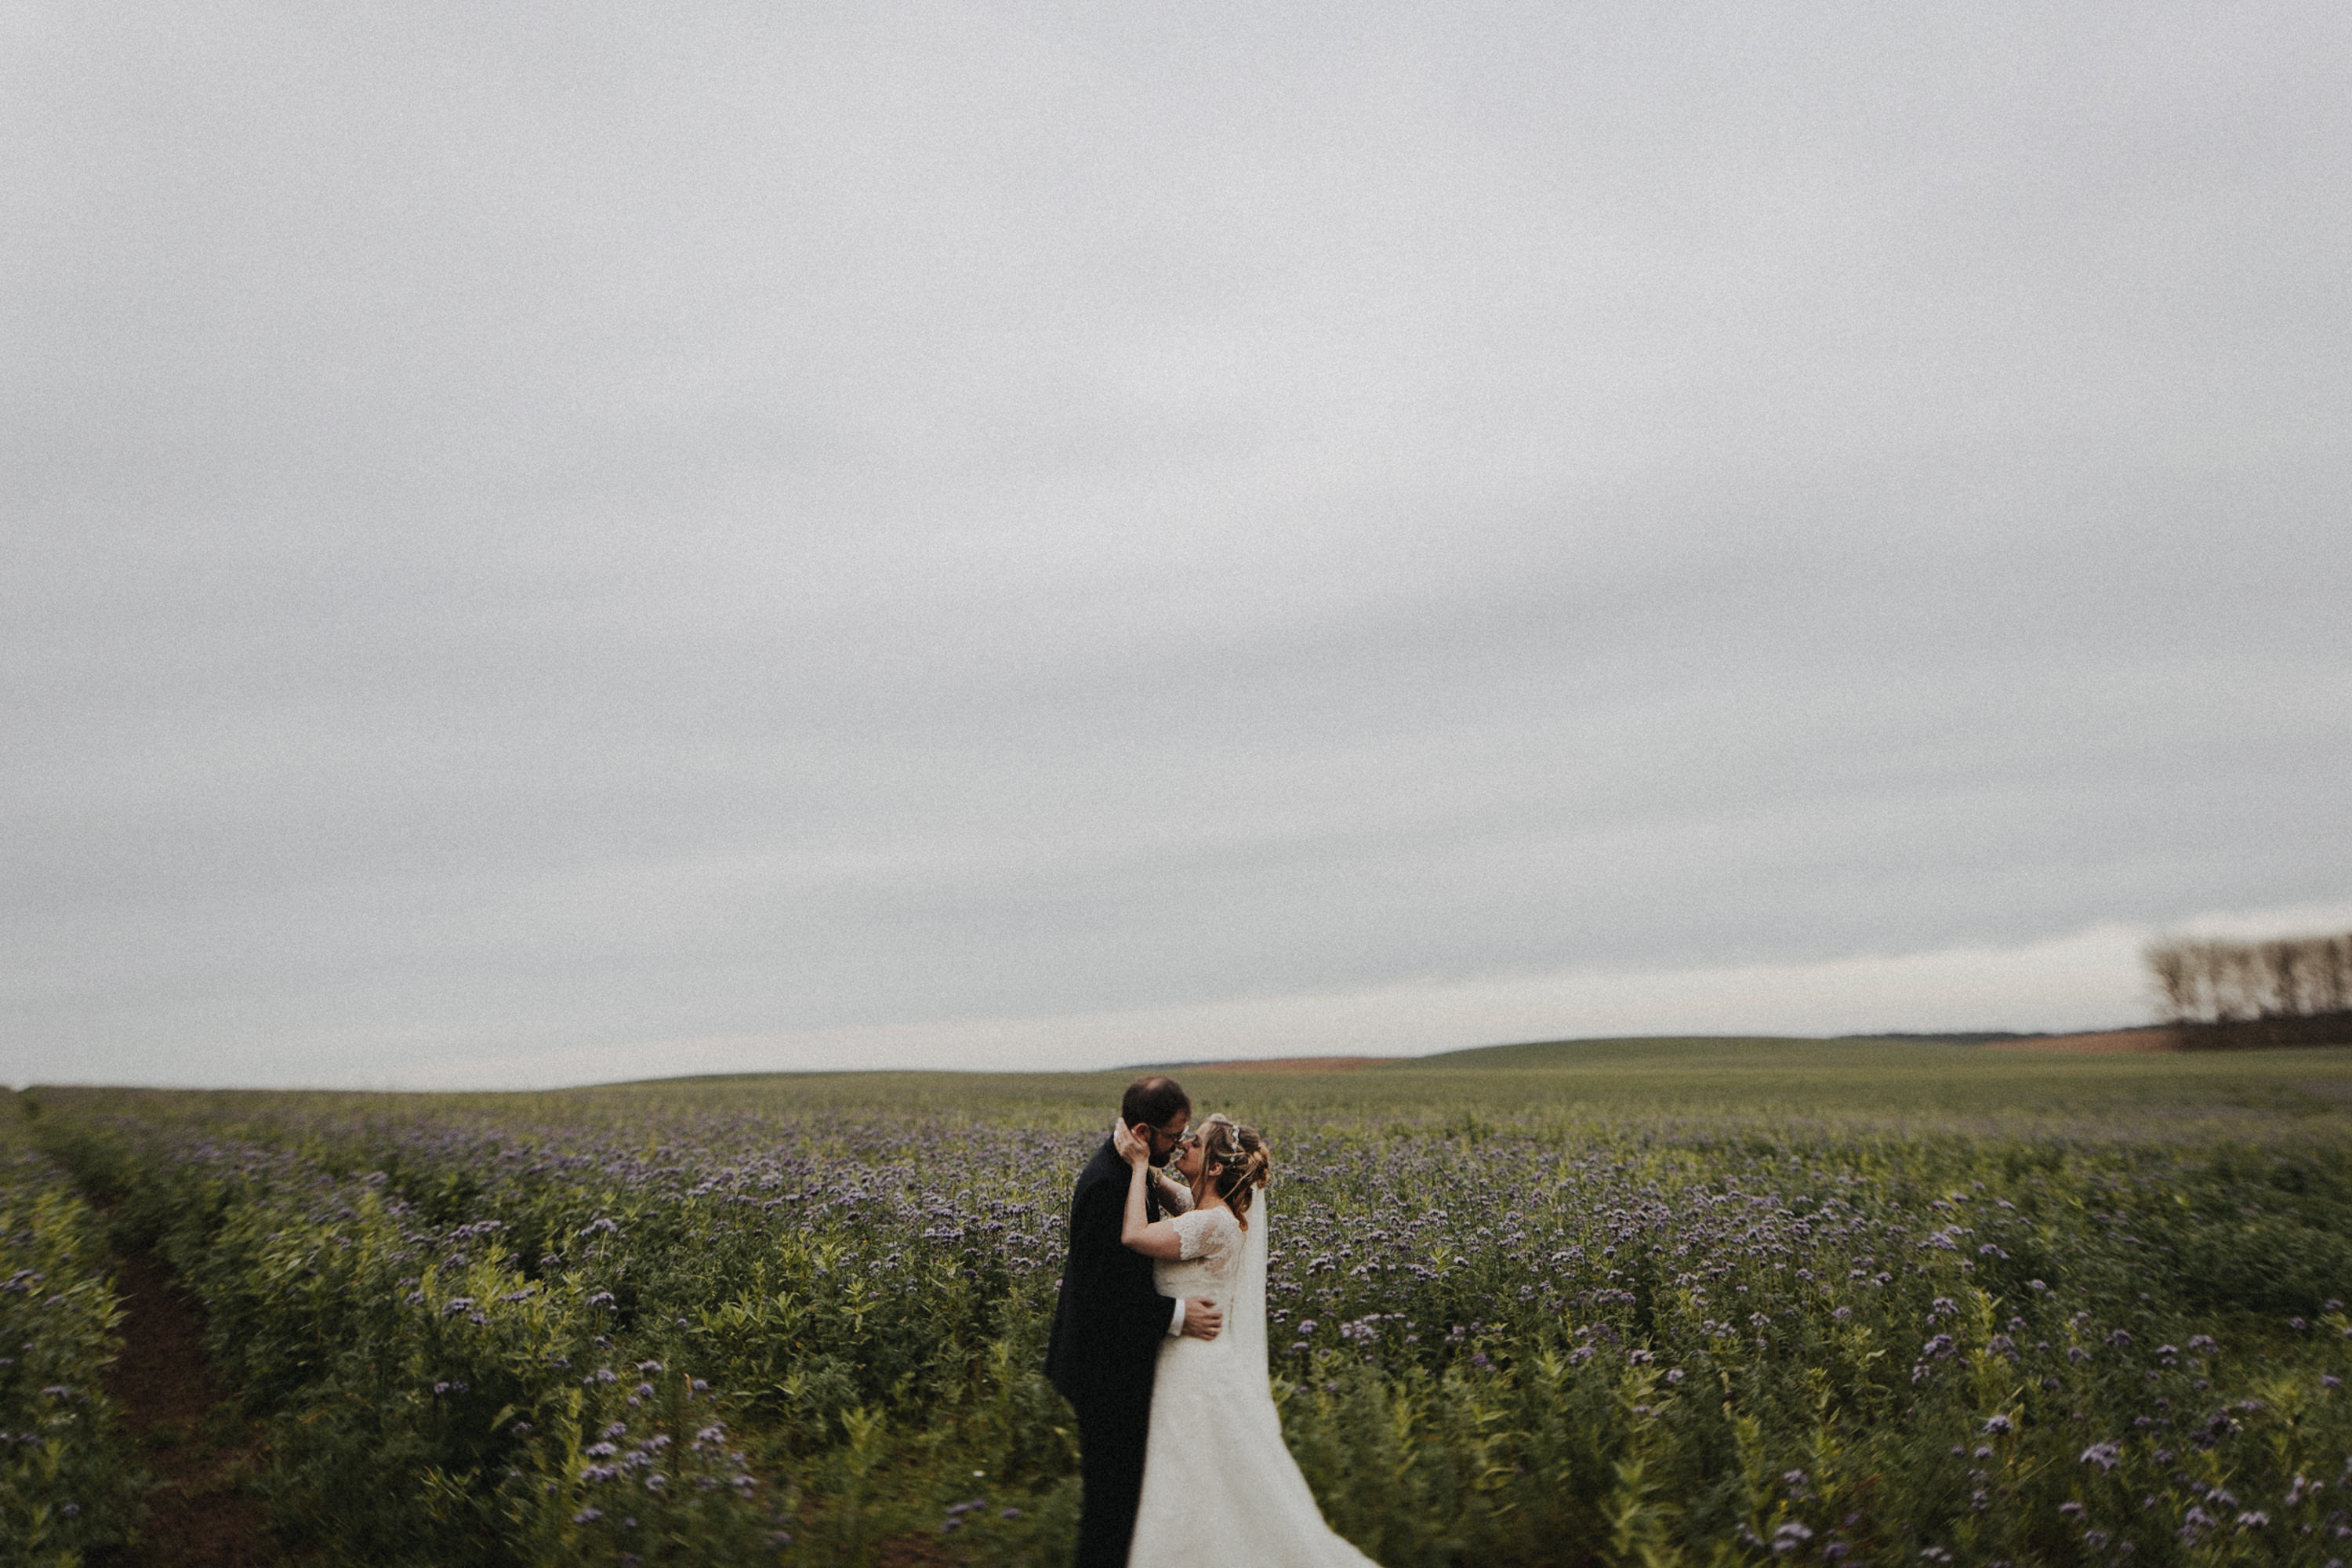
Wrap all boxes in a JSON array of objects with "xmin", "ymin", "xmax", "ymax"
[
  {"xmin": 57, "ymin": 1033, "xmax": 2352, "ymax": 1131},
  {"xmin": 21, "ymin": 1037, "xmax": 2352, "ymax": 1566},
  {"xmin": 556, "ymin": 1033, "xmax": 2352, "ymax": 1131}
]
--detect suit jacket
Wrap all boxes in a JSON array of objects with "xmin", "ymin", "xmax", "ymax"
[{"xmin": 1045, "ymin": 1139, "xmax": 1178, "ymax": 1409}]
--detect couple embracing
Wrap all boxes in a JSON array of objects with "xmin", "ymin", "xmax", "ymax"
[{"xmin": 1045, "ymin": 1075, "xmax": 1375, "ymax": 1568}]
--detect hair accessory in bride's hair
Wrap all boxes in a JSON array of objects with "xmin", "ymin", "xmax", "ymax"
[{"xmin": 1200, "ymin": 1114, "xmax": 1240, "ymax": 1164}]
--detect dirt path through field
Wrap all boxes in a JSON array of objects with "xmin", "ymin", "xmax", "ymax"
[
  {"xmin": 103, "ymin": 1249, "xmax": 281, "ymax": 1567},
  {"xmin": 1982, "ymin": 1027, "xmax": 2180, "ymax": 1054}
]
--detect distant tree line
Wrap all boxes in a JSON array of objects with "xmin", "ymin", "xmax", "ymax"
[{"xmin": 2143, "ymin": 931, "xmax": 2352, "ymax": 1025}]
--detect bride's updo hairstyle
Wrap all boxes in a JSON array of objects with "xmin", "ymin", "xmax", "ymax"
[{"xmin": 1191, "ymin": 1114, "xmax": 1272, "ymax": 1229}]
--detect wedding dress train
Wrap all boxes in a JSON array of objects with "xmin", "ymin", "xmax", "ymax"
[{"xmin": 1127, "ymin": 1190, "xmax": 1377, "ymax": 1567}]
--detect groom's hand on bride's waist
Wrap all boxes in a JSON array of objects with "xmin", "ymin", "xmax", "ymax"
[{"xmin": 1181, "ymin": 1299, "xmax": 1223, "ymax": 1341}]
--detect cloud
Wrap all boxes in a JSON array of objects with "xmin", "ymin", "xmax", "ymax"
[{"xmin": 3, "ymin": 4, "xmax": 2348, "ymax": 1089}]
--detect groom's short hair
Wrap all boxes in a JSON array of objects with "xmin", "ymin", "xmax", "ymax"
[{"xmin": 1121, "ymin": 1075, "xmax": 1190, "ymax": 1129}]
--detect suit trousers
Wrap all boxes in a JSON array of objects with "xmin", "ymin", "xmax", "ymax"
[{"xmin": 1073, "ymin": 1385, "xmax": 1153, "ymax": 1568}]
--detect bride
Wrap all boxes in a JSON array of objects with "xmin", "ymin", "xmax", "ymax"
[{"xmin": 1110, "ymin": 1112, "xmax": 1377, "ymax": 1567}]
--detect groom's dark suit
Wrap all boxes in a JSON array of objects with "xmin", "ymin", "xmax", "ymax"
[{"xmin": 1047, "ymin": 1138, "xmax": 1180, "ymax": 1568}]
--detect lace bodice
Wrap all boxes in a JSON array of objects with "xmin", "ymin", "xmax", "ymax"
[{"xmin": 1152, "ymin": 1203, "xmax": 1243, "ymax": 1306}]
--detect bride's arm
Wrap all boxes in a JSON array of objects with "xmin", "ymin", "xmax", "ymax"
[
  {"xmin": 1150, "ymin": 1167, "xmax": 1193, "ymax": 1213},
  {"xmin": 1116, "ymin": 1133, "xmax": 1187, "ymax": 1260}
]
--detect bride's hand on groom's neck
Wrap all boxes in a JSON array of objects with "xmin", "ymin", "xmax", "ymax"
[{"xmin": 1112, "ymin": 1118, "xmax": 1149, "ymax": 1167}]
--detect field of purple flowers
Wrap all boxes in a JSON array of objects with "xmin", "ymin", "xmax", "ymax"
[{"xmin": 20, "ymin": 1047, "xmax": 2352, "ymax": 1567}]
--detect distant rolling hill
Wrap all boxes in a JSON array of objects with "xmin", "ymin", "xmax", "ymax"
[{"xmin": 1396, "ymin": 1033, "xmax": 1988, "ymax": 1070}]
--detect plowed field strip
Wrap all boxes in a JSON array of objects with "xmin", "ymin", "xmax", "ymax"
[{"xmin": 103, "ymin": 1250, "xmax": 280, "ymax": 1567}]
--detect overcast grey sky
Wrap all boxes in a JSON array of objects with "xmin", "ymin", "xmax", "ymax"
[{"xmin": 5, "ymin": 2, "xmax": 2348, "ymax": 1088}]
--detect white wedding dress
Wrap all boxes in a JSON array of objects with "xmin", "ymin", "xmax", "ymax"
[{"xmin": 1128, "ymin": 1191, "xmax": 1378, "ymax": 1567}]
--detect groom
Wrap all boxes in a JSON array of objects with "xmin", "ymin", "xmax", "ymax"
[{"xmin": 1046, "ymin": 1074, "xmax": 1223, "ymax": 1567}]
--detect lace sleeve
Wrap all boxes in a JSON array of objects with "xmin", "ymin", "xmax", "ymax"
[{"xmin": 1171, "ymin": 1207, "xmax": 1223, "ymax": 1261}]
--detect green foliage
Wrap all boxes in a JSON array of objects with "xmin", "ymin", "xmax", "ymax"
[
  {"xmin": 66, "ymin": 1126, "xmax": 781, "ymax": 1566},
  {"xmin": 0, "ymin": 1100, "xmax": 140, "ymax": 1566}
]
